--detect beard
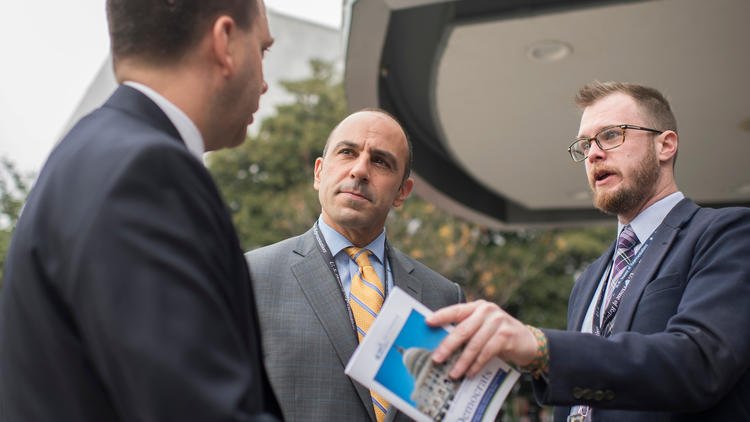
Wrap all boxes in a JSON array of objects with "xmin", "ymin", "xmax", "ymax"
[{"xmin": 591, "ymin": 147, "xmax": 660, "ymax": 216}]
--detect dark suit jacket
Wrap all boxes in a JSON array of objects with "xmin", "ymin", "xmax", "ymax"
[
  {"xmin": 246, "ymin": 227, "xmax": 465, "ymax": 422},
  {"xmin": 532, "ymin": 199, "xmax": 750, "ymax": 421},
  {"xmin": 0, "ymin": 85, "xmax": 280, "ymax": 421}
]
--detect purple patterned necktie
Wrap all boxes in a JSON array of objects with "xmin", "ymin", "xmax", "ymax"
[
  {"xmin": 575, "ymin": 225, "xmax": 640, "ymax": 421},
  {"xmin": 606, "ymin": 224, "xmax": 639, "ymax": 306}
]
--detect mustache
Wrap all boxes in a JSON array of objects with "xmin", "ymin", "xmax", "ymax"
[{"xmin": 337, "ymin": 181, "xmax": 373, "ymax": 201}]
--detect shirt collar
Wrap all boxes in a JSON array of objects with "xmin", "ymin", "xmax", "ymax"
[
  {"xmin": 317, "ymin": 216, "xmax": 387, "ymax": 264},
  {"xmin": 123, "ymin": 81, "xmax": 205, "ymax": 161},
  {"xmin": 619, "ymin": 191, "xmax": 685, "ymax": 242}
]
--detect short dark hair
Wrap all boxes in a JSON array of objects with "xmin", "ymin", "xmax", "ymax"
[
  {"xmin": 575, "ymin": 81, "xmax": 677, "ymax": 132},
  {"xmin": 106, "ymin": 0, "xmax": 258, "ymax": 64},
  {"xmin": 323, "ymin": 108, "xmax": 413, "ymax": 185}
]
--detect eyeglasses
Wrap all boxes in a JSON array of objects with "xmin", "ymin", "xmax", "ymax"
[{"xmin": 568, "ymin": 124, "xmax": 663, "ymax": 162}]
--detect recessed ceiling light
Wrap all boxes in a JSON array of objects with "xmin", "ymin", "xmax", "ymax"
[{"xmin": 526, "ymin": 40, "xmax": 573, "ymax": 63}]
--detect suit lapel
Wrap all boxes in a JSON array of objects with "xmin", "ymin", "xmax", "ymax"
[
  {"xmin": 389, "ymin": 248, "xmax": 422, "ymax": 303},
  {"xmin": 289, "ymin": 229, "xmax": 376, "ymax": 422},
  {"xmin": 569, "ymin": 247, "xmax": 614, "ymax": 331},
  {"xmin": 611, "ymin": 199, "xmax": 699, "ymax": 333}
]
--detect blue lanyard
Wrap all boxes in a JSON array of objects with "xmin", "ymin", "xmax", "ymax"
[{"xmin": 592, "ymin": 235, "xmax": 653, "ymax": 337}]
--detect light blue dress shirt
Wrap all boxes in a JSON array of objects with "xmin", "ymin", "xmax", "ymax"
[
  {"xmin": 581, "ymin": 190, "xmax": 686, "ymax": 333},
  {"xmin": 571, "ymin": 191, "xmax": 684, "ymax": 419},
  {"xmin": 317, "ymin": 216, "xmax": 394, "ymax": 300}
]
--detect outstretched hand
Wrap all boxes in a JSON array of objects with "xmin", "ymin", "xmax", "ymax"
[{"xmin": 426, "ymin": 300, "xmax": 538, "ymax": 379}]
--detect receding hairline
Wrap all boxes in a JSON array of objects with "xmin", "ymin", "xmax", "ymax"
[
  {"xmin": 322, "ymin": 108, "xmax": 413, "ymax": 183},
  {"xmin": 325, "ymin": 109, "xmax": 405, "ymax": 144}
]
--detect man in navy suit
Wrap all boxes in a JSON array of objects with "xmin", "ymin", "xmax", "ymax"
[
  {"xmin": 428, "ymin": 82, "xmax": 750, "ymax": 421},
  {"xmin": 0, "ymin": 1, "xmax": 280, "ymax": 421}
]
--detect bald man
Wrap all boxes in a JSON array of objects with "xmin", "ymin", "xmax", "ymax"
[{"xmin": 246, "ymin": 109, "xmax": 464, "ymax": 422}]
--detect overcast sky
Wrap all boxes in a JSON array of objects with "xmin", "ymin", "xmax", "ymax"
[{"xmin": 0, "ymin": 1, "xmax": 342, "ymax": 173}]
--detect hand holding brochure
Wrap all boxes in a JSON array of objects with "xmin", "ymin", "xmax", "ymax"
[{"xmin": 345, "ymin": 287, "xmax": 520, "ymax": 422}]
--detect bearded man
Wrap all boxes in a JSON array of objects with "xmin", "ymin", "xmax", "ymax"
[{"xmin": 426, "ymin": 82, "xmax": 750, "ymax": 421}]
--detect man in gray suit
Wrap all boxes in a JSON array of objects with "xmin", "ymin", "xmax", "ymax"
[{"xmin": 247, "ymin": 109, "xmax": 464, "ymax": 422}]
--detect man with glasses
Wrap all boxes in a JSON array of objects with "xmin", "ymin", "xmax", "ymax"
[{"xmin": 426, "ymin": 81, "xmax": 750, "ymax": 421}]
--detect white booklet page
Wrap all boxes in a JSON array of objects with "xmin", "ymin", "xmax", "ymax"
[{"xmin": 345, "ymin": 287, "xmax": 520, "ymax": 422}]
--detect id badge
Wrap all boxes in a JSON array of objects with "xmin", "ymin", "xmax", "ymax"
[{"xmin": 567, "ymin": 416, "xmax": 586, "ymax": 422}]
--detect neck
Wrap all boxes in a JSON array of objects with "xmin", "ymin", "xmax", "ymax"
[
  {"xmin": 321, "ymin": 216, "xmax": 383, "ymax": 247},
  {"xmin": 115, "ymin": 60, "xmax": 212, "ymax": 143},
  {"xmin": 618, "ymin": 183, "xmax": 679, "ymax": 224}
]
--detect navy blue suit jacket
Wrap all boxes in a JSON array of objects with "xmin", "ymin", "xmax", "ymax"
[
  {"xmin": 533, "ymin": 198, "xmax": 750, "ymax": 421},
  {"xmin": 0, "ymin": 86, "xmax": 280, "ymax": 421}
]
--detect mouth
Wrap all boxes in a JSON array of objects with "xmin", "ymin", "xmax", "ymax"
[
  {"xmin": 592, "ymin": 168, "xmax": 618, "ymax": 186},
  {"xmin": 339, "ymin": 189, "xmax": 371, "ymax": 202}
]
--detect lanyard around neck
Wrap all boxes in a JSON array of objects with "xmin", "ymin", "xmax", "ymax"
[
  {"xmin": 312, "ymin": 221, "xmax": 391, "ymax": 333},
  {"xmin": 592, "ymin": 234, "xmax": 653, "ymax": 337}
]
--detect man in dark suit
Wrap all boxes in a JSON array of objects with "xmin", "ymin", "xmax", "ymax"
[
  {"xmin": 246, "ymin": 109, "xmax": 464, "ymax": 422},
  {"xmin": 0, "ymin": 1, "xmax": 281, "ymax": 421},
  {"xmin": 427, "ymin": 82, "xmax": 750, "ymax": 421}
]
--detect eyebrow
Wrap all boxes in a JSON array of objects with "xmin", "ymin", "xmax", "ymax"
[
  {"xmin": 577, "ymin": 124, "xmax": 619, "ymax": 139},
  {"xmin": 333, "ymin": 140, "xmax": 399, "ymax": 168}
]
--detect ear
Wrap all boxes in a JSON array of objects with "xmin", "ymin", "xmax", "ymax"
[
  {"xmin": 392, "ymin": 177, "xmax": 414, "ymax": 208},
  {"xmin": 313, "ymin": 157, "xmax": 323, "ymax": 191},
  {"xmin": 656, "ymin": 130, "xmax": 678, "ymax": 164},
  {"xmin": 210, "ymin": 16, "xmax": 238, "ymax": 78}
]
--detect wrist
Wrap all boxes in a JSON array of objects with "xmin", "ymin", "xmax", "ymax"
[{"xmin": 517, "ymin": 325, "xmax": 549, "ymax": 379}]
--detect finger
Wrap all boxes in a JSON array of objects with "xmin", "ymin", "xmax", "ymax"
[
  {"xmin": 449, "ymin": 309, "xmax": 501, "ymax": 379},
  {"xmin": 466, "ymin": 329, "xmax": 506, "ymax": 378},
  {"xmin": 426, "ymin": 302, "xmax": 477, "ymax": 327},
  {"xmin": 431, "ymin": 302, "xmax": 487, "ymax": 363}
]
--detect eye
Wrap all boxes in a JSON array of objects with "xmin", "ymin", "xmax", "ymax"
[
  {"xmin": 372, "ymin": 155, "xmax": 395, "ymax": 170},
  {"xmin": 338, "ymin": 148, "xmax": 355, "ymax": 156},
  {"xmin": 598, "ymin": 128, "xmax": 622, "ymax": 142}
]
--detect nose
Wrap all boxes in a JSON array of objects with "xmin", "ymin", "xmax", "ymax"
[
  {"xmin": 349, "ymin": 154, "xmax": 370, "ymax": 181},
  {"xmin": 586, "ymin": 140, "xmax": 606, "ymax": 163}
]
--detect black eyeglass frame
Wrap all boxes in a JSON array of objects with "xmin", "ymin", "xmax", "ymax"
[{"xmin": 568, "ymin": 124, "xmax": 664, "ymax": 162}]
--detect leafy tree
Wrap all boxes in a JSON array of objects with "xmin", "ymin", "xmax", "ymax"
[
  {"xmin": 0, "ymin": 157, "xmax": 33, "ymax": 288},
  {"xmin": 209, "ymin": 58, "xmax": 615, "ymax": 331},
  {"xmin": 386, "ymin": 201, "xmax": 613, "ymax": 329}
]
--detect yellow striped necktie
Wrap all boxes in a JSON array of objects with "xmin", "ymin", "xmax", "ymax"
[{"xmin": 344, "ymin": 246, "xmax": 390, "ymax": 422}]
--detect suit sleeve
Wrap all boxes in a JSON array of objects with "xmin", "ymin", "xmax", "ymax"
[
  {"xmin": 67, "ymin": 145, "xmax": 276, "ymax": 421},
  {"xmin": 533, "ymin": 209, "xmax": 750, "ymax": 412}
]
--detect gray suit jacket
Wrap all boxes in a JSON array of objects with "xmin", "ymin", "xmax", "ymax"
[{"xmin": 246, "ymin": 227, "xmax": 464, "ymax": 421}]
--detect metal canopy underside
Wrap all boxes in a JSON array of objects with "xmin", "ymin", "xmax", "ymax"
[{"xmin": 344, "ymin": 0, "xmax": 750, "ymax": 229}]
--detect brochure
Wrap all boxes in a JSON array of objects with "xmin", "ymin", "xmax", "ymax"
[{"xmin": 345, "ymin": 287, "xmax": 520, "ymax": 422}]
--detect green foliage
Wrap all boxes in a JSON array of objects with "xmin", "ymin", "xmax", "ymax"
[
  {"xmin": 0, "ymin": 157, "xmax": 33, "ymax": 288},
  {"xmin": 387, "ymin": 200, "xmax": 613, "ymax": 328},
  {"xmin": 208, "ymin": 58, "xmax": 616, "ymax": 333}
]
